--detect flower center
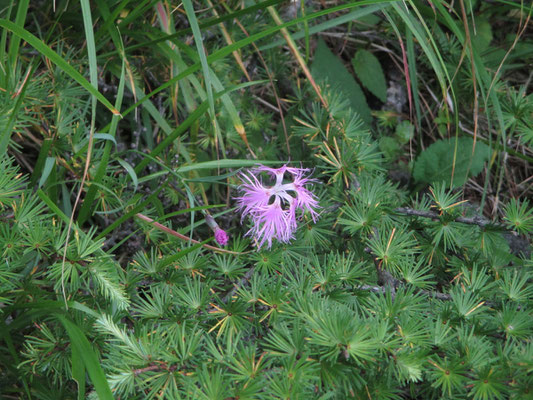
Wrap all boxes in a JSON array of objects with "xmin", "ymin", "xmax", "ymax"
[{"xmin": 265, "ymin": 182, "xmax": 296, "ymax": 210}]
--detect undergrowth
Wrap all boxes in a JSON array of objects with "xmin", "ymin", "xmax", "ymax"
[{"xmin": 1, "ymin": 0, "xmax": 532, "ymax": 399}]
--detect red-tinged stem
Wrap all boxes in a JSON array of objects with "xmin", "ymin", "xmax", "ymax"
[{"xmin": 135, "ymin": 213, "xmax": 244, "ymax": 255}]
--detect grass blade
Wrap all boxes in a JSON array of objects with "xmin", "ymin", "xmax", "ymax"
[
  {"xmin": 77, "ymin": 57, "xmax": 127, "ymax": 224},
  {"xmin": 38, "ymin": 157, "xmax": 56, "ymax": 189},
  {"xmin": 113, "ymin": 1, "xmax": 395, "ymax": 122},
  {"xmin": 55, "ymin": 315, "xmax": 113, "ymax": 400},
  {"xmin": 117, "ymin": 157, "xmax": 139, "ymax": 192},
  {"xmin": 0, "ymin": 61, "xmax": 36, "ymax": 157},
  {"xmin": 0, "ymin": 19, "xmax": 119, "ymax": 115},
  {"xmin": 183, "ymin": 0, "xmax": 215, "ymax": 118},
  {"xmin": 71, "ymin": 342, "xmax": 86, "ymax": 400},
  {"xmin": 30, "ymin": 138, "xmax": 54, "ymax": 187},
  {"xmin": 7, "ymin": 0, "xmax": 30, "ymax": 75},
  {"xmin": 259, "ymin": 4, "xmax": 387, "ymax": 50},
  {"xmin": 133, "ymin": 80, "xmax": 266, "ymax": 173}
]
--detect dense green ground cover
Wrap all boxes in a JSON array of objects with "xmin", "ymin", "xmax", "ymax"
[{"xmin": 1, "ymin": 0, "xmax": 532, "ymax": 398}]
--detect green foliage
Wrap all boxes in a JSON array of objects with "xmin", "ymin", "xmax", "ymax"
[
  {"xmin": 0, "ymin": 155, "xmax": 25, "ymax": 208},
  {"xmin": 311, "ymin": 39, "xmax": 372, "ymax": 124},
  {"xmin": 352, "ymin": 49, "xmax": 387, "ymax": 102},
  {"xmin": 413, "ymin": 137, "xmax": 491, "ymax": 188},
  {"xmin": 503, "ymin": 199, "xmax": 533, "ymax": 236},
  {"xmin": 1, "ymin": 1, "xmax": 532, "ymax": 399}
]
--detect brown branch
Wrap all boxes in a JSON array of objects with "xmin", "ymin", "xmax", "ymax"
[
  {"xmin": 424, "ymin": 290, "xmax": 453, "ymax": 301},
  {"xmin": 363, "ymin": 226, "xmax": 452, "ymax": 302},
  {"xmin": 394, "ymin": 207, "xmax": 506, "ymax": 229},
  {"xmin": 356, "ymin": 284, "xmax": 453, "ymax": 301},
  {"xmin": 329, "ymin": 204, "xmax": 505, "ymax": 230},
  {"xmin": 364, "ymin": 241, "xmax": 400, "ymax": 298},
  {"xmin": 133, "ymin": 362, "xmax": 177, "ymax": 376},
  {"xmin": 133, "ymin": 365, "xmax": 161, "ymax": 376},
  {"xmin": 222, "ymin": 267, "xmax": 255, "ymax": 304}
]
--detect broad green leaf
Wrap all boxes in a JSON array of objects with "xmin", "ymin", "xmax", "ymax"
[
  {"xmin": 352, "ymin": 49, "xmax": 387, "ymax": 102},
  {"xmin": 472, "ymin": 18, "xmax": 493, "ymax": 53},
  {"xmin": 311, "ymin": 39, "xmax": 372, "ymax": 124},
  {"xmin": 413, "ymin": 137, "xmax": 491, "ymax": 188},
  {"xmin": 395, "ymin": 120, "xmax": 414, "ymax": 145},
  {"xmin": 379, "ymin": 136, "xmax": 401, "ymax": 160}
]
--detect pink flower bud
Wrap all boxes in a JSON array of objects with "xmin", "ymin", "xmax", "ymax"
[{"xmin": 214, "ymin": 228, "xmax": 229, "ymax": 246}]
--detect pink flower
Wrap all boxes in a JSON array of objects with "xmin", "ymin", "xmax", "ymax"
[{"xmin": 236, "ymin": 164, "xmax": 320, "ymax": 249}]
